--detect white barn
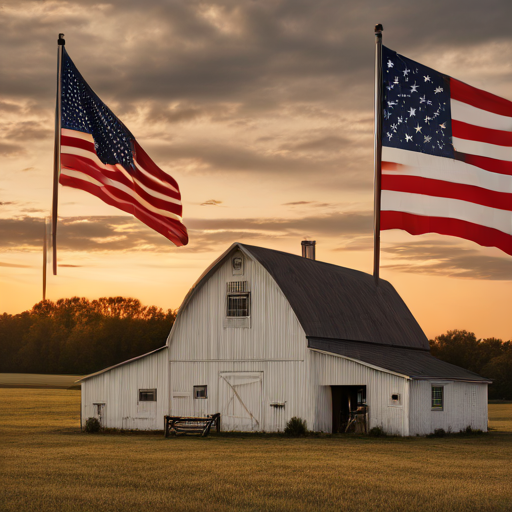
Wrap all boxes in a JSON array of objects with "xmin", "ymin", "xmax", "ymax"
[{"xmin": 79, "ymin": 242, "xmax": 490, "ymax": 436}]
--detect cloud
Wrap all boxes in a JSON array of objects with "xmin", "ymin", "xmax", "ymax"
[
  {"xmin": 200, "ymin": 199, "xmax": 223, "ymax": 206},
  {"xmin": 382, "ymin": 240, "xmax": 512, "ymax": 281},
  {"xmin": 3, "ymin": 121, "xmax": 52, "ymax": 142},
  {"xmin": 0, "ymin": 261, "xmax": 31, "ymax": 268},
  {"xmin": 281, "ymin": 135, "xmax": 348, "ymax": 153},
  {"xmin": 0, "ymin": 141, "xmax": 24, "ymax": 156},
  {"xmin": 0, "ymin": 211, "xmax": 373, "ymax": 254}
]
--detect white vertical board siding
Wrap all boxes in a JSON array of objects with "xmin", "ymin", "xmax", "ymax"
[
  {"xmin": 168, "ymin": 252, "xmax": 306, "ymax": 362},
  {"xmin": 167, "ymin": 250, "xmax": 309, "ymax": 432},
  {"xmin": 308, "ymin": 350, "xmax": 410, "ymax": 435},
  {"xmin": 170, "ymin": 360, "xmax": 305, "ymax": 432},
  {"xmin": 81, "ymin": 348, "xmax": 169, "ymax": 430},
  {"xmin": 409, "ymin": 380, "xmax": 488, "ymax": 435}
]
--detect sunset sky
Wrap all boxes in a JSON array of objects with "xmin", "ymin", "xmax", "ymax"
[{"xmin": 1, "ymin": 0, "xmax": 511, "ymax": 341}]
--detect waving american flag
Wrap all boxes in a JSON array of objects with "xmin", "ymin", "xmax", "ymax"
[
  {"xmin": 59, "ymin": 48, "xmax": 188, "ymax": 247},
  {"xmin": 381, "ymin": 46, "xmax": 512, "ymax": 256}
]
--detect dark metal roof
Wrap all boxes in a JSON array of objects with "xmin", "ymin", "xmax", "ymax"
[
  {"xmin": 241, "ymin": 244, "xmax": 430, "ymax": 350},
  {"xmin": 308, "ymin": 338, "xmax": 491, "ymax": 382}
]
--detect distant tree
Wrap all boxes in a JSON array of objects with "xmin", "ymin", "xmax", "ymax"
[
  {"xmin": 482, "ymin": 351, "xmax": 512, "ymax": 400},
  {"xmin": 0, "ymin": 297, "xmax": 177, "ymax": 375},
  {"xmin": 430, "ymin": 330, "xmax": 512, "ymax": 400},
  {"xmin": 429, "ymin": 330, "xmax": 482, "ymax": 373}
]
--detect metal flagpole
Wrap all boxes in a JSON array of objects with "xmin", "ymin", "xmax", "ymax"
[
  {"xmin": 52, "ymin": 33, "xmax": 65, "ymax": 275},
  {"xmin": 43, "ymin": 217, "xmax": 48, "ymax": 301},
  {"xmin": 373, "ymin": 24, "xmax": 383, "ymax": 285}
]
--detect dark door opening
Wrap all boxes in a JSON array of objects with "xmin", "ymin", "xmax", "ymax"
[{"xmin": 331, "ymin": 386, "xmax": 366, "ymax": 433}]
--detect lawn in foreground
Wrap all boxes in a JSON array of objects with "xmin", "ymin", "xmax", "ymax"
[{"xmin": 0, "ymin": 389, "xmax": 511, "ymax": 512}]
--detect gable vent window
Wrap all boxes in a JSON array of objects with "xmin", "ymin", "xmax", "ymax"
[{"xmin": 226, "ymin": 281, "xmax": 250, "ymax": 317}]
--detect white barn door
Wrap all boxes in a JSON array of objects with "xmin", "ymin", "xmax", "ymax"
[{"xmin": 219, "ymin": 372, "xmax": 263, "ymax": 431}]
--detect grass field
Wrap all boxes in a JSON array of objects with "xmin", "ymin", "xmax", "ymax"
[
  {"xmin": 1, "ymin": 389, "xmax": 511, "ymax": 512},
  {"xmin": 0, "ymin": 373, "xmax": 83, "ymax": 389}
]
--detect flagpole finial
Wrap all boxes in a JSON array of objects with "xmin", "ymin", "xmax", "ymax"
[
  {"xmin": 375, "ymin": 24, "xmax": 383, "ymax": 34},
  {"xmin": 58, "ymin": 33, "xmax": 65, "ymax": 46}
]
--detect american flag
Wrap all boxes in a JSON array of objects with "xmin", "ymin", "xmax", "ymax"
[
  {"xmin": 59, "ymin": 48, "xmax": 188, "ymax": 246},
  {"xmin": 381, "ymin": 46, "xmax": 512, "ymax": 256}
]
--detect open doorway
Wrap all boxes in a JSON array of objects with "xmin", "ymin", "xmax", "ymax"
[{"xmin": 331, "ymin": 386, "xmax": 366, "ymax": 433}]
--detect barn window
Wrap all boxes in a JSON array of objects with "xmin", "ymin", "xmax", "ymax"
[
  {"xmin": 431, "ymin": 386, "xmax": 443, "ymax": 410},
  {"xmin": 139, "ymin": 389, "xmax": 157, "ymax": 402},
  {"xmin": 226, "ymin": 281, "xmax": 250, "ymax": 317},
  {"xmin": 194, "ymin": 385, "xmax": 207, "ymax": 399}
]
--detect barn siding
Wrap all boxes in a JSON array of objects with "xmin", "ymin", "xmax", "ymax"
[
  {"xmin": 307, "ymin": 350, "xmax": 411, "ymax": 435},
  {"xmin": 81, "ymin": 348, "xmax": 168, "ymax": 430},
  {"xmin": 168, "ymin": 250, "xmax": 306, "ymax": 362},
  {"xmin": 169, "ymin": 360, "xmax": 305, "ymax": 432},
  {"xmin": 409, "ymin": 380, "xmax": 488, "ymax": 435},
  {"xmin": 166, "ymin": 250, "xmax": 309, "ymax": 431}
]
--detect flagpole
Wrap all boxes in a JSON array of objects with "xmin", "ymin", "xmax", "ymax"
[
  {"xmin": 52, "ymin": 33, "xmax": 65, "ymax": 275},
  {"xmin": 373, "ymin": 24, "xmax": 383, "ymax": 285},
  {"xmin": 43, "ymin": 217, "xmax": 48, "ymax": 301}
]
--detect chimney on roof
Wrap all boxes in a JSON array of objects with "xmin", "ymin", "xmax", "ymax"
[{"xmin": 301, "ymin": 240, "xmax": 316, "ymax": 260}]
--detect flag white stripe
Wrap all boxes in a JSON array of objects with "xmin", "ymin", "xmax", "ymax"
[
  {"xmin": 381, "ymin": 190, "xmax": 512, "ymax": 236},
  {"xmin": 132, "ymin": 159, "xmax": 180, "ymax": 195},
  {"xmin": 61, "ymin": 168, "xmax": 183, "ymax": 222},
  {"xmin": 61, "ymin": 145, "xmax": 182, "ymax": 206},
  {"xmin": 451, "ymin": 99, "xmax": 512, "ymax": 131},
  {"xmin": 382, "ymin": 147, "xmax": 512, "ymax": 193},
  {"xmin": 452, "ymin": 136, "xmax": 512, "ymax": 161},
  {"xmin": 62, "ymin": 128, "xmax": 94, "ymax": 142},
  {"xmin": 61, "ymin": 129, "xmax": 180, "ymax": 195}
]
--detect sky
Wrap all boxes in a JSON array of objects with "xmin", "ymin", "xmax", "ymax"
[{"xmin": 1, "ymin": 0, "xmax": 511, "ymax": 341}]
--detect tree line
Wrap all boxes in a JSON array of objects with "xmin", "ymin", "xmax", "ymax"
[
  {"xmin": 0, "ymin": 297, "xmax": 176, "ymax": 376},
  {"xmin": 1, "ymin": 299, "xmax": 511, "ymax": 399},
  {"xmin": 430, "ymin": 330, "xmax": 512, "ymax": 400}
]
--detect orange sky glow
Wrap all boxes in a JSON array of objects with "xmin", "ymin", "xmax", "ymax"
[{"xmin": 1, "ymin": 1, "xmax": 511, "ymax": 342}]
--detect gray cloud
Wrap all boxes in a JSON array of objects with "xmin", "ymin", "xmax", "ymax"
[
  {"xmin": 382, "ymin": 241, "xmax": 512, "ymax": 281},
  {"xmin": 3, "ymin": 121, "xmax": 52, "ymax": 142},
  {"xmin": 0, "ymin": 261, "xmax": 31, "ymax": 268},
  {"xmin": 281, "ymin": 136, "xmax": 348, "ymax": 153},
  {"xmin": 2, "ymin": 215, "xmax": 511, "ymax": 280},
  {"xmin": 0, "ymin": 142, "xmax": 23, "ymax": 156},
  {"xmin": 200, "ymin": 199, "xmax": 223, "ymax": 206}
]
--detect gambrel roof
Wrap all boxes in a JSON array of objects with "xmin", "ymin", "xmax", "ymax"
[
  {"xmin": 171, "ymin": 243, "xmax": 489, "ymax": 383},
  {"xmin": 242, "ymin": 244, "xmax": 429, "ymax": 350}
]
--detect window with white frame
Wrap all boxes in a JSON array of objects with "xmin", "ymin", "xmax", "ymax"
[
  {"xmin": 431, "ymin": 386, "xmax": 443, "ymax": 410},
  {"xmin": 139, "ymin": 389, "xmax": 157, "ymax": 402},
  {"xmin": 226, "ymin": 281, "xmax": 250, "ymax": 317}
]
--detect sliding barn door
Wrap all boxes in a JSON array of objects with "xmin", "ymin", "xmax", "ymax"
[{"xmin": 219, "ymin": 372, "xmax": 263, "ymax": 431}]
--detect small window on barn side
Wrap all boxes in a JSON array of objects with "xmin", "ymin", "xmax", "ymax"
[
  {"xmin": 431, "ymin": 386, "xmax": 443, "ymax": 410},
  {"xmin": 194, "ymin": 385, "xmax": 207, "ymax": 399},
  {"xmin": 139, "ymin": 389, "xmax": 157, "ymax": 402},
  {"xmin": 226, "ymin": 281, "xmax": 250, "ymax": 318}
]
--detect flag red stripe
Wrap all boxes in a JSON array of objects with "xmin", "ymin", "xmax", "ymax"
[
  {"xmin": 451, "ymin": 78, "xmax": 512, "ymax": 117},
  {"xmin": 59, "ymin": 173, "xmax": 188, "ymax": 246},
  {"xmin": 452, "ymin": 120, "xmax": 512, "ymax": 147},
  {"xmin": 381, "ymin": 211, "xmax": 512, "ymax": 256},
  {"xmin": 61, "ymin": 154, "xmax": 183, "ymax": 216},
  {"xmin": 61, "ymin": 135, "xmax": 94, "ymax": 152},
  {"xmin": 132, "ymin": 140, "xmax": 180, "ymax": 191},
  {"xmin": 61, "ymin": 136, "xmax": 182, "ymax": 201},
  {"xmin": 454, "ymin": 152, "xmax": 512, "ymax": 176},
  {"xmin": 381, "ymin": 174, "xmax": 512, "ymax": 211}
]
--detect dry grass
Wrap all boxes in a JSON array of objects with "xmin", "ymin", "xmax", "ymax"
[
  {"xmin": 1, "ymin": 389, "xmax": 511, "ymax": 512},
  {"xmin": 0, "ymin": 373, "xmax": 82, "ymax": 389}
]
